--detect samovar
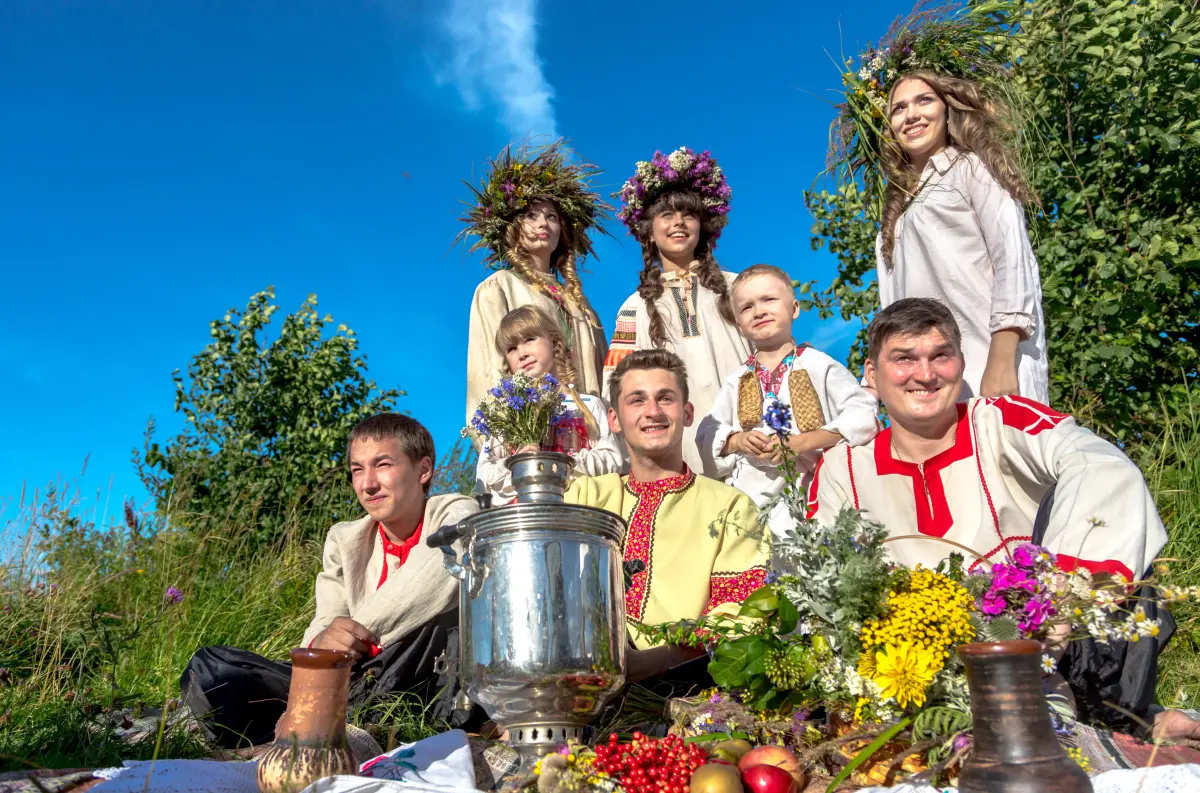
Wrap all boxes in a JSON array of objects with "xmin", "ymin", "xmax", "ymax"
[{"xmin": 426, "ymin": 452, "xmax": 627, "ymax": 770}]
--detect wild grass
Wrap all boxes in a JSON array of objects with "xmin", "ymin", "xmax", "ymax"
[{"xmin": 1, "ymin": 396, "xmax": 1197, "ymax": 769}]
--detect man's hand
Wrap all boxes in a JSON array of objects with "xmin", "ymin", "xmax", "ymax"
[
  {"xmin": 626, "ymin": 645, "xmax": 706, "ymax": 683},
  {"xmin": 725, "ymin": 430, "xmax": 775, "ymax": 461},
  {"xmin": 980, "ymin": 329, "xmax": 1022, "ymax": 398},
  {"xmin": 310, "ymin": 617, "xmax": 378, "ymax": 661}
]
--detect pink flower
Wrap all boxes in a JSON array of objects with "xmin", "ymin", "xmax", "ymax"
[
  {"xmin": 981, "ymin": 592, "xmax": 1008, "ymax": 616},
  {"xmin": 1012, "ymin": 544, "xmax": 1038, "ymax": 568}
]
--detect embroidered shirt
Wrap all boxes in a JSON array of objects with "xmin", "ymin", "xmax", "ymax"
[
  {"xmin": 565, "ymin": 469, "xmax": 769, "ymax": 649},
  {"xmin": 808, "ymin": 396, "xmax": 1167, "ymax": 582},
  {"xmin": 747, "ymin": 346, "xmax": 799, "ymax": 399}
]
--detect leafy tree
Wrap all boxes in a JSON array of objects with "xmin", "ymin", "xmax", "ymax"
[
  {"xmin": 430, "ymin": 436, "xmax": 480, "ymax": 496},
  {"xmin": 802, "ymin": 0, "xmax": 1200, "ymax": 444},
  {"xmin": 134, "ymin": 288, "xmax": 402, "ymax": 547}
]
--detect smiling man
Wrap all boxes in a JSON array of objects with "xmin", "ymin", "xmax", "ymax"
[
  {"xmin": 180, "ymin": 413, "xmax": 478, "ymax": 750},
  {"xmin": 806, "ymin": 298, "xmax": 1189, "ymax": 736},
  {"xmin": 565, "ymin": 349, "xmax": 769, "ymax": 685}
]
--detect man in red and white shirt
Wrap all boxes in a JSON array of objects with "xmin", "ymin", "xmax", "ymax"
[
  {"xmin": 181, "ymin": 414, "xmax": 478, "ymax": 750},
  {"xmin": 809, "ymin": 298, "xmax": 1198, "ymax": 739},
  {"xmin": 808, "ymin": 299, "xmax": 1165, "ymax": 581}
]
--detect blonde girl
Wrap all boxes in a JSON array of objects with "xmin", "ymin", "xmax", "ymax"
[{"xmin": 475, "ymin": 306, "xmax": 623, "ymax": 505}]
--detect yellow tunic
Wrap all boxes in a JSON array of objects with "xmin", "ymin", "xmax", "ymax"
[{"xmin": 565, "ymin": 470, "xmax": 769, "ymax": 649}]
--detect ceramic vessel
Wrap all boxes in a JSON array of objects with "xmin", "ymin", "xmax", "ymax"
[
  {"xmin": 257, "ymin": 648, "xmax": 358, "ymax": 793},
  {"xmin": 958, "ymin": 640, "xmax": 1092, "ymax": 793}
]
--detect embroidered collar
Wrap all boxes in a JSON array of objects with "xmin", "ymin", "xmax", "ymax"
[
  {"xmin": 874, "ymin": 403, "xmax": 972, "ymax": 475},
  {"xmin": 625, "ymin": 467, "xmax": 695, "ymax": 496},
  {"xmin": 660, "ymin": 263, "xmax": 699, "ymax": 283},
  {"xmin": 744, "ymin": 344, "xmax": 801, "ymax": 399}
]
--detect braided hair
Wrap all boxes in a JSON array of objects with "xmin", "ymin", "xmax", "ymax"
[
  {"xmin": 503, "ymin": 205, "xmax": 602, "ymax": 327},
  {"xmin": 633, "ymin": 191, "xmax": 735, "ymax": 348}
]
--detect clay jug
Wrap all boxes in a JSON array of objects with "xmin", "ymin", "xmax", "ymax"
[
  {"xmin": 257, "ymin": 648, "xmax": 358, "ymax": 793},
  {"xmin": 958, "ymin": 640, "xmax": 1092, "ymax": 793}
]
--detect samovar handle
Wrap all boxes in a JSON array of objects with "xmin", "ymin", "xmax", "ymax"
[{"xmin": 425, "ymin": 520, "xmax": 471, "ymax": 581}]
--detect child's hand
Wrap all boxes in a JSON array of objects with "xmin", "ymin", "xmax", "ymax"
[
  {"xmin": 514, "ymin": 444, "xmax": 540, "ymax": 455},
  {"xmin": 729, "ymin": 430, "xmax": 775, "ymax": 460}
]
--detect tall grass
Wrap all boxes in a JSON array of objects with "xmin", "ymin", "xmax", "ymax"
[{"xmin": 2, "ymin": 393, "xmax": 1198, "ymax": 769}]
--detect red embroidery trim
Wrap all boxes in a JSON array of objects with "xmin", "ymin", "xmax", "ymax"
[
  {"xmin": 622, "ymin": 469, "xmax": 696, "ymax": 620},
  {"xmin": 873, "ymin": 404, "xmax": 972, "ymax": 537},
  {"xmin": 986, "ymin": 395, "xmax": 1069, "ymax": 435},
  {"xmin": 969, "ymin": 401, "xmax": 1002, "ymax": 547},
  {"xmin": 1055, "ymin": 555, "xmax": 1134, "ymax": 583},
  {"xmin": 847, "ymin": 448, "xmax": 860, "ymax": 510},
  {"xmin": 805, "ymin": 456, "xmax": 825, "ymax": 519},
  {"xmin": 703, "ymin": 568, "xmax": 769, "ymax": 615},
  {"xmin": 968, "ymin": 535, "xmax": 1033, "ymax": 572}
]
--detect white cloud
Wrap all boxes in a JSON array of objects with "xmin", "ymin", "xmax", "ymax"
[
  {"xmin": 435, "ymin": 0, "xmax": 558, "ymax": 139},
  {"xmin": 807, "ymin": 316, "xmax": 863, "ymax": 351}
]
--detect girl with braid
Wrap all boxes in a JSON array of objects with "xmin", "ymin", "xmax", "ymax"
[
  {"xmin": 606, "ymin": 148, "xmax": 750, "ymax": 477},
  {"xmin": 459, "ymin": 141, "xmax": 613, "ymax": 437}
]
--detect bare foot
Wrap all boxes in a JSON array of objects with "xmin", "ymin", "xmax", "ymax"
[{"xmin": 1152, "ymin": 709, "xmax": 1200, "ymax": 746}]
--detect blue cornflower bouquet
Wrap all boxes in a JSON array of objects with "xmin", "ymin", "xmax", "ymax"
[{"xmin": 467, "ymin": 372, "xmax": 565, "ymax": 451}]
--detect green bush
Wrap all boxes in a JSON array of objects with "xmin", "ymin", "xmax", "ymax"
[{"xmin": 134, "ymin": 288, "xmax": 402, "ymax": 549}]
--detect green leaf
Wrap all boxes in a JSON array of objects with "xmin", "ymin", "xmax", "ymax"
[
  {"xmin": 1083, "ymin": 45, "xmax": 1106, "ymax": 57},
  {"xmin": 709, "ymin": 636, "xmax": 769, "ymax": 689}
]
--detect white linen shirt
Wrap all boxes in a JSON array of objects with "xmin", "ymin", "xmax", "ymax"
[
  {"xmin": 696, "ymin": 346, "xmax": 879, "ymax": 539},
  {"xmin": 876, "ymin": 147, "xmax": 1050, "ymax": 404}
]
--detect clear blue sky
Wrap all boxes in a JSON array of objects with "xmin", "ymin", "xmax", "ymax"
[{"xmin": 0, "ymin": 0, "xmax": 906, "ymax": 527}]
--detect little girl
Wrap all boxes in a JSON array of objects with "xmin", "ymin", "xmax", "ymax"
[{"xmin": 475, "ymin": 306, "xmax": 624, "ymax": 505}]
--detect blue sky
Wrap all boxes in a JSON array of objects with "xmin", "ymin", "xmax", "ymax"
[{"xmin": 0, "ymin": 0, "xmax": 906, "ymax": 528}]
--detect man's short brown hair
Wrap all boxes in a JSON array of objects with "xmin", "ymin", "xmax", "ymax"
[
  {"xmin": 345, "ymin": 413, "xmax": 435, "ymax": 493},
  {"xmin": 867, "ymin": 298, "xmax": 963, "ymax": 362},
  {"xmin": 608, "ymin": 349, "xmax": 689, "ymax": 407},
  {"xmin": 731, "ymin": 263, "xmax": 794, "ymax": 296}
]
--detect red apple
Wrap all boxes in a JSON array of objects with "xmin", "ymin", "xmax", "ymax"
[
  {"xmin": 737, "ymin": 746, "xmax": 804, "ymax": 785},
  {"xmin": 740, "ymin": 764, "xmax": 796, "ymax": 793}
]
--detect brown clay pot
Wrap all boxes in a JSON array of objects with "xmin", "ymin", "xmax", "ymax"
[
  {"xmin": 257, "ymin": 648, "xmax": 359, "ymax": 793},
  {"xmin": 958, "ymin": 640, "xmax": 1092, "ymax": 793}
]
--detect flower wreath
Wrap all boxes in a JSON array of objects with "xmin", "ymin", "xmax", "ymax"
[
  {"xmin": 456, "ymin": 139, "xmax": 614, "ymax": 270},
  {"xmin": 831, "ymin": 1, "xmax": 1026, "ymax": 219},
  {"xmin": 613, "ymin": 147, "xmax": 732, "ymax": 240}
]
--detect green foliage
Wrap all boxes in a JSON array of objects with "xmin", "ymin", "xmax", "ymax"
[
  {"xmin": 430, "ymin": 436, "xmax": 480, "ymax": 496},
  {"xmin": 911, "ymin": 705, "xmax": 972, "ymax": 743},
  {"xmin": 803, "ymin": 0, "xmax": 1200, "ymax": 444},
  {"xmin": 134, "ymin": 287, "xmax": 401, "ymax": 548}
]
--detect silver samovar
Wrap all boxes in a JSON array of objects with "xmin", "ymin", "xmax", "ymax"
[{"xmin": 426, "ymin": 452, "xmax": 627, "ymax": 770}]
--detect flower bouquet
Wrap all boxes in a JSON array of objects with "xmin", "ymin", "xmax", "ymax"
[{"xmin": 467, "ymin": 372, "xmax": 565, "ymax": 452}]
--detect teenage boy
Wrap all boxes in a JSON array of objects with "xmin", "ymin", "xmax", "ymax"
[
  {"xmin": 566, "ymin": 349, "xmax": 770, "ymax": 685},
  {"xmin": 697, "ymin": 264, "xmax": 878, "ymax": 538},
  {"xmin": 181, "ymin": 413, "xmax": 478, "ymax": 749}
]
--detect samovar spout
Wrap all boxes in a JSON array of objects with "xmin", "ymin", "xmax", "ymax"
[{"xmin": 425, "ymin": 520, "xmax": 471, "ymax": 581}]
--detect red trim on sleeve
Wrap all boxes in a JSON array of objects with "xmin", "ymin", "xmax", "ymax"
[
  {"xmin": 986, "ymin": 395, "xmax": 1069, "ymax": 435},
  {"xmin": 1054, "ymin": 554, "xmax": 1134, "ymax": 583},
  {"xmin": 873, "ymin": 403, "xmax": 972, "ymax": 537},
  {"xmin": 703, "ymin": 568, "xmax": 769, "ymax": 615}
]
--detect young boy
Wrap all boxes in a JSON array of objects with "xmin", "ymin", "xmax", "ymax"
[
  {"xmin": 180, "ymin": 413, "xmax": 478, "ymax": 750},
  {"xmin": 697, "ymin": 264, "xmax": 878, "ymax": 539}
]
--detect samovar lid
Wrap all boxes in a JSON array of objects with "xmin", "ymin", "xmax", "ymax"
[{"xmin": 464, "ymin": 502, "xmax": 625, "ymax": 545}]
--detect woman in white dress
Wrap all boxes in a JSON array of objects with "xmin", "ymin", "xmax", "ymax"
[
  {"xmin": 459, "ymin": 141, "xmax": 612, "ymax": 434},
  {"xmin": 873, "ymin": 71, "xmax": 1049, "ymax": 404},
  {"xmin": 606, "ymin": 147, "xmax": 751, "ymax": 477}
]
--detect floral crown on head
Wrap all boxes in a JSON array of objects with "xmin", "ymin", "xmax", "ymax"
[
  {"xmin": 456, "ymin": 139, "xmax": 614, "ymax": 270},
  {"xmin": 831, "ymin": 2, "xmax": 1020, "ymax": 218},
  {"xmin": 613, "ymin": 147, "xmax": 732, "ymax": 239}
]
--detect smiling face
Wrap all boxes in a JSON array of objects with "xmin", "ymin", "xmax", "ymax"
[
  {"xmin": 865, "ymin": 327, "xmax": 964, "ymax": 429},
  {"xmin": 650, "ymin": 206, "xmax": 701, "ymax": 263},
  {"xmin": 732, "ymin": 272, "xmax": 799, "ymax": 347},
  {"xmin": 348, "ymin": 437, "xmax": 432, "ymax": 525},
  {"xmin": 504, "ymin": 332, "xmax": 555, "ymax": 379},
  {"xmin": 518, "ymin": 198, "xmax": 562, "ymax": 258},
  {"xmin": 889, "ymin": 78, "xmax": 950, "ymax": 165},
  {"xmin": 609, "ymin": 367, "xmax": 693, "ymax": 459}
]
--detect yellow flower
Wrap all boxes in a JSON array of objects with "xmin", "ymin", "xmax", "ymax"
[
  {"xmin": 853, "ymin": 696, "xmax": 871, "ymax": 724},
  {"xmin": 857, "ymin": 650, "xmax": 878, "ymax": 679},
  {"xmin": 872, "ymin": 642, "xmax": 938, "ymax": 709}
]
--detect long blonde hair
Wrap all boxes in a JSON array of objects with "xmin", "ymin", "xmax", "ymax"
[
  {"xmin": 495, "ymin": 306, "xmax": 601, "ymax": 439},
  {"xmin": 879, "ymin": 71, "xmax": 1037, "ymax": 267},
  {"xmin": 504, "ymin": 206, "xmax": 602, "ymax": 328}
]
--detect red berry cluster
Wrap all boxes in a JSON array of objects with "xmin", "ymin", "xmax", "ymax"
[{"xmin": 592, "ymin": 732, "xmax": 708, "ymax": 793}]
